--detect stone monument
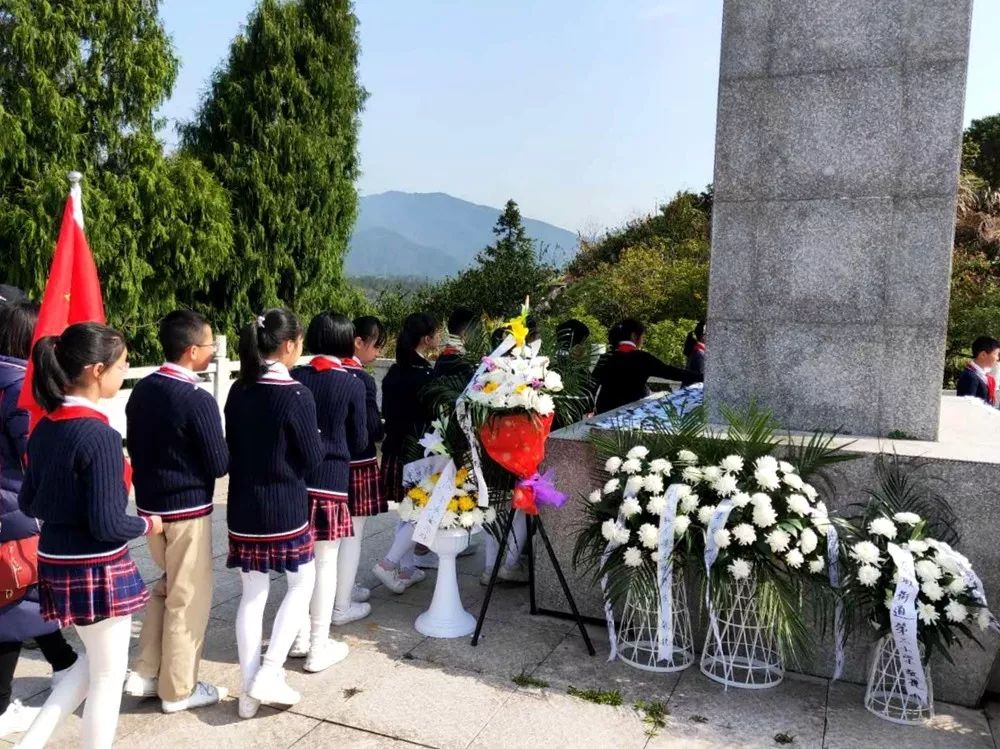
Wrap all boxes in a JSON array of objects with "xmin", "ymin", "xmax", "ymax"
[{"xmin": 705, "ymin": 0, "xmax": 974, "ymax": 440}]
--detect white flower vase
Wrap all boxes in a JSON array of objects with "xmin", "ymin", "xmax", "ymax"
[
  {"xmin": 414, "ymin": 527, "xmax": 481, "ymax": 638},
  {"xmin": 700, "ymin": 574, "xmax": 784, "ymax": 689},
  {"xmin": 864, "ymin": 634, "xmax": 934, "ymax": 725},
  {"xmin": 617, "ymin": 570, "xmax": 694, "ymax": 672}
]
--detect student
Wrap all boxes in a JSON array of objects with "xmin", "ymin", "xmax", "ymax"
[
  {"xmin": 225, "ymin": 310, "xmax": 323, "ymax": 719},
  {"xmin": 592, "ymin": 318, "xmax": 700, "ymax": 414},
  {"xmin": 372, "ymin": 313, "xmax": 439, "ymax": 594},
  {"xmin": 956, "ymin": 336, "xmax": 1000, "ymax": 404},
  {"xmin": 555, "ymin": 319, "xmax": 590, "ymax": 358},
  {"xmin": 433, "ymin": 306, "xmax": 477, "ymax": 383},
  {"xmin": 287, "ymin": 313, "xmax": 366, "ymax": 670},
  {"xmin": 683, "ymin": 320, "xmax": 706, "ymax": 380},
  {"xmin": 0, "ymin": 300, "xmax": 78, "ymax": 740},
  {"xmin": 123, "ymin": 311, "xmax": 229, "ymax": 712},
  {"xmin": 16, "ymin": 323, "xmax": 163, "ymax": 749},
  {"xmin": 334, "ymin": 316, "xmax": 387, "ymax": 625}
]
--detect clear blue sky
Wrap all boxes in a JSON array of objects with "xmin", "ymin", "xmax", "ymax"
[{"xmin": 159, "ymin": 0, "xmax": 1000, "ymax": 234}]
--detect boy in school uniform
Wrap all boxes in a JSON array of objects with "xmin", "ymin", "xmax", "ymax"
[
  {"xmin": 123, "ymin": 311, "xmax": 229, "ymax": 712},
  {"xmin": 956, "ymin": 336, "xmax": 1000, "ymax": 405}
]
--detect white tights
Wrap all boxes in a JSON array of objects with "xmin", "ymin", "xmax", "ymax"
[
  {"xmin": 295, "ymin": 540, "xmax": 341, "ymax": 649},
  {"xmin": 383, "ymin": 521, "xmax": 415, "ymax": 570},
  {"xmin": 485, "ymin": 510, "xmax": 527, "ymax": 571},
  {"xmin": 236, "ymin": 562, "xmax": 315, "ymax": 692},
  {"xmin": 334, "ymin": 517, "xmax": 366, "ymax": 613},
  {"xmin": 16, "ymin": 615, "xmax": 132, "ymax": 749}
]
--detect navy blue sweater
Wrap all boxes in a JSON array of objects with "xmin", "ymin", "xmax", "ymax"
[
  {"xmin": 291, "ymin": 360, "xmax": 368, "ymax": 494},
  {"xmin": 225, "ymin": 375, "xmax": 324, "ymax": 540},
  {"xmin": 381, "ymin": 354, "xmax": 435, "ymax": 458},
  {"xmin": 19, "ymin": 412, "xmax": 150, "ymax": 562},
  {"xmin": 0, "ymin": 356, "xmax": 28, "ymax": 502},
  {"xmin": 126, "ymin": 367, "xmax": 229, "ymax": 521},
  {"xmin": 344, "ymin": 359, "xmax": 383, "ymax": 461},
  {"xmin": 956, "ymin": 365, "xmax": 990, "ymax": 403}
]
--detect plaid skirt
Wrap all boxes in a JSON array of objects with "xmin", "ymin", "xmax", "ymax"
[
  {"xmin": 39, "ymin": 553, "xmax": 149, "ymax": 628},
  {"xmin": 227, "ymin": 528, "xmax": 315, "ymax": 574},
  {"xmin": 349, "ymin": 459, "xmax": 387, "ymax": 516},
  {"xmin": 379, "ymin": 454, "xmax": 405, "ymax": 506},
  {"xmin": 309, "ymin": 491, "xmax": 354, "ymax": 542}
]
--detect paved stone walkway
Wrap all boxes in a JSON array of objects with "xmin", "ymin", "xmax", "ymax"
[{"xmin": 4, "ymin": 495, "xmax": 999, "ymax": 748}]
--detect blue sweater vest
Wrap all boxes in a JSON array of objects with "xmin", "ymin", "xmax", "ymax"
[
  {"xmin": 126, "ymin": 367, "xmax": 229, "ymax": 521},
  {"xmin": 224, "ymin": 375, "xmax": 323, "ymax": 541}
]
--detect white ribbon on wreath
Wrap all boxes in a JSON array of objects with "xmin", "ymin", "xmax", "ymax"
[
  {"xmin": 885, "ymin": 542, "xmax": 929, "ymax": 706},
  {"xmin": 600, "ymin": 512, "xmax": 626, "ymax": 662},
  {"xmin": 826, "ymin": 524, "xmax": 845, "ymax": 680},
  {"xmin": 702, "ymin": 498, "xmax": 737, "ymax": 682},
  {"xmin": 655, "ymin": 484, "xmax": 683, "ymax": 661}
]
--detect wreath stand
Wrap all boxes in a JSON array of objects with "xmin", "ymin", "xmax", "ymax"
[{"xmin": 471, "ymin": 509, "xmax": 596, "ymax": 655}]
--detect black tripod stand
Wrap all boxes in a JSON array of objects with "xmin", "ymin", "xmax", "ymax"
[{"xmin": 471, "ymin": 508, "xmax": 596, "ymax": 654}]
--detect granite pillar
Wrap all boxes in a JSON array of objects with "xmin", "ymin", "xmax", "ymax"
[{"xmin": 705, "ymin": 0, "xmax": 974, "ymax": 439}]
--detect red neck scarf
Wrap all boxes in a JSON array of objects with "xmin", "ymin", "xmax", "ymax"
[
  {"xmin": 693, "ymin": 341, "xmax": 706, "ymax": 355},
  {"xmin": 45, "ymin": 406, "xmax": 132, "ymax": 491},
  {"xmin": 615, "ymin": 341, "xmax": 639, "ymax": 354},
  {"xmin": 310, "ymin": 356, "xmax": 344, "ymax": 372},
  {"xmin": 342, "ymin": 357, "xmax": 362, "ymax": 369}
]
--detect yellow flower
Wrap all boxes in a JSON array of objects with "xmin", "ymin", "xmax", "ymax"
[
  {"xmin": 482, "ymin": 381, "xmax": 500, "ymax": 394},
  {"xmin": 447, "ymin": 499, "xmax": 460, "ymax": 513},
  {"xmin": 430, "ymin": 473, "xmax": 441, "ymax": 483},
  {"xmin": 407, "ymin": 487, "xmax": 429, "ymax": 503},
  {"xmin": 454, "ymin": 466, "xmax": 470, "ymax": 486},
  {"xmin": 514, "ymin": 384, "xmax": 527, "ymax": 394},
  {"xmin": 458, "ymin": 496, "xmax": 476, "ymax": 512},
  {"xmin": 508, "ymin": 316, "xmax": 529, "ymax": 349}
]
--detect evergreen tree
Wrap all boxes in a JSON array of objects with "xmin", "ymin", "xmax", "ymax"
[
  {"xmin": 0, "ymin": 0, "xmax": 233, "ymax": 361},
  {"xmin": 181, "ymin": 0, "xmax": 368, "ymax": 335}
]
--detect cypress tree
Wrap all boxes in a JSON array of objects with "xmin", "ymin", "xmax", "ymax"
[
  {"xmin": 0, "ymin": 0, "xmax": 233, "ymax": 361},
  {"xmin": 181, "ymin": 0, "xmax": 368, "ymax": 333}
]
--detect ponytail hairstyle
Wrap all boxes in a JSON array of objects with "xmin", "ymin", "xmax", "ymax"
[
  {"xmin": 31, "ymin": 322, "xmax": 127, "ymax": 412},
  {"xmin": 238, "ymin": 308, "xmax": 303, "ymax": 384},
  {"xmin": 683, "ymin": 319, "xmax": 706, "ymax": 358},
  {"xmin": 614, "ymin": 318, "xmax": 645, "ymax": 345},
  {"xmin": 395, "ymin": 312, "xmax": 438, "ymax": 365},
  {"xmin": 353, "ymin": 315, "xmax": 387, "ymax": 348},
  {"xmin": 306, "ymin": 312, "xmax": 355, "ymax": 358}
]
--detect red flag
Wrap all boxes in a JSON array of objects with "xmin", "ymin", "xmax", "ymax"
[{"xmin": 18, "ymin": 176, "xmax": 105, "ymax": 429}]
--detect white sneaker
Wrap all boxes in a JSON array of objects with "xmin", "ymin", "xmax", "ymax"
[
  {"xmin": 288, "ymin": 630, "xmax": 311, "ymax": 658},
  {"xmin": 400, "ymin": 567, "xmax": 425, "ymax": 588},
  {"xmin": 248, "ymin": 668, "xmax": 300, "ymax": 706},
  {"xmin": 352, "ymin": 584, "xmax": 371, "ymax": 603},
  {"xmin": 499, "ymin": 561, "xmax": 530, "ymax": 584},
  {"xmin": 161, "ymin": 682, "xmax": 228, "ymax": 714},
  {"xmin": 123, "ymin": 670, "xmax": 158, "ymax": 698},
  {"xmin": 0, "ymin": 700, "xmax": 39, "ymax": 739},
  {"xmin": 332, "ymin": 602, "xmax": 371, "ymax": 626},
  {"xmin": 372, "ymin": 563, "xmax": 406, "ymax": 594},
  {"xmin": 304, "ymin": 640, "xmax": 349, "ymax": 673},
  {"xmin": 238, "ymin": 694, "xmax": 260, "ymax": 720}
]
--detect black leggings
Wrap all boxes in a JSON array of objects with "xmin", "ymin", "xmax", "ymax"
[{"xmin": 0, "ymin": 631, "xmax": 78, "ymax": 713}]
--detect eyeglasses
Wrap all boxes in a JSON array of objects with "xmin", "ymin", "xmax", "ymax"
[{"xmin": 194, "ymin": 342, "xmax": 218, "ymax": 350}]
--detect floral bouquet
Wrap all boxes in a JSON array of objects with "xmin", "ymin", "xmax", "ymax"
[
  {"xmin": 397, "ymin": 462, "xmax": 495, "ymax": 532},
  {"xmin": 466, "ymin": 302, "xmax": 567, "ymax": 515},
  {"xmin": 684, "ymin": 452, "xmax": 832, "ymax": 584}
]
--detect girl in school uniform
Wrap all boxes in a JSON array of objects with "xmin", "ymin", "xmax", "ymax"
[
  {"xmin": 0, "ymin": 301, "xmax": 78, "ymax": 740},
  {"xmin": 287, "ymin": 313, "xmax": 366, "ymax": 671},
  {"xmin": 225, "ymin": 309, "xmax": 323, "ymax": 719},
  {"xmin": 372, "ymin": 313, "xmax": 439, "ymax": 594},
  {"xmin": 16, "ymin": 323, "xmax": 163, "ymax": 749},
  {"xmin": 332, "ymin": 316, "xmax": 387, "ymax": 625}
]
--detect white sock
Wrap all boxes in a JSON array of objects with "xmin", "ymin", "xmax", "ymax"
[
  {"xmin": 335, "ymin": 517, "xmax": 366, "ymax": 613},
  {"xmin": 236, "ymin": 571, "xmax": 270, "ymax": 693},
  {"xmin": 261, "ymin": 562, "xmax": 316, "ymax": 674},
  {"xmin": 484, "ymin": 510, "xmax": 527, "ymax": 571},
  {"xmin": 18, "ymin": 615, "xmax": 132, "ymax": 749},
  {"xmin": 295, "ymin": 540, "xmax": 340, "ymax": 648},
  {"xmin": 384, "ymin": 521, "xmax": 415, "ymax": 569}
]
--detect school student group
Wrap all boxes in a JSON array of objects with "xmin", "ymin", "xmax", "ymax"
[{"xmin": 0, "ymin": 289, "xmax": 706, "ymax": 748}]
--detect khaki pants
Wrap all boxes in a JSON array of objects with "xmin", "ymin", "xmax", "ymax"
[{"xmin": 133, "ymin": 514, "xmax": 214, "ymax": 701}]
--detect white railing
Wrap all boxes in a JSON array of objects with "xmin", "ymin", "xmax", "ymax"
[{"xmin": 106, "ymin": 335, "xmax": 394, "ymax": 437}]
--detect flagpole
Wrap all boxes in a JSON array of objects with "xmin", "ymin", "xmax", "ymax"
[{"xmin": 68, "ymin": 170, "xmax": 84, "ymax": 229}]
